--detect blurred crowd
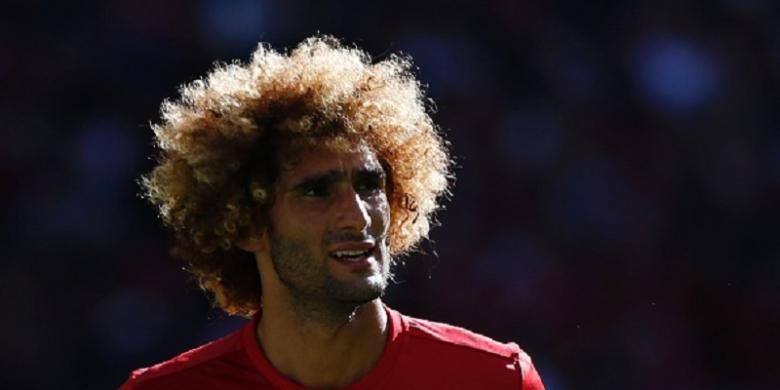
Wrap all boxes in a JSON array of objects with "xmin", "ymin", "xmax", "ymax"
[{"xmin": 1, "ymin": 0, "xmax": 778, "ymax": 389}]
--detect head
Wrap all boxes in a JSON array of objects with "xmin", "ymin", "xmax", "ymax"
[
  {"xmin": 249, "ymin": 143, "xmax": 392, "ymax": 315},
  {"xmin": 142, "ymin": 36, "xmax": 451, "ymax": 317}
]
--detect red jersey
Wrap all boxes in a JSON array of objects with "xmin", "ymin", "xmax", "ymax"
[{"xmin": 121, "ymin": 307, "xmax": 544, "ymax": 389}]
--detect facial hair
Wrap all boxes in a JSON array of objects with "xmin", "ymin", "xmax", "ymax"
[{"xmin": 269, "ymin": 229, "xmax": 390, "ymax": 322}]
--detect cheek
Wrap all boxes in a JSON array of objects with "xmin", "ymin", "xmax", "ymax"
[
  {"xmin": 371, "ymin": 195, "xmax": 391, "ymax": 233},
  {"xmin": 270, "ymin": 203, "xmax": 324, "ymax": 242}
]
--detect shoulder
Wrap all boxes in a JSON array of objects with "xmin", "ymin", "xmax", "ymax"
[
  {"xmin": 120, "ymin": 326, "xmax": 249, "ymax": 390},
  {"xmin": 402, "ymin": 313, "xmax": 520, "ymax": 360},
  {"xmin": 396, "ymin": 312, "xmax": 545, "ymax": 389}
]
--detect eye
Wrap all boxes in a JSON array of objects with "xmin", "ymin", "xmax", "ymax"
[
  {"xmin": 301, "ymin": 182, "xmax": 331, "ymax": 198},
  {"xmin": 355, "ymin": 175, "xmax": 385, "ymax": 195}
]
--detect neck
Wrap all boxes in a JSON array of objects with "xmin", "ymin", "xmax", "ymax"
[{"xmin": 257, "ymin": 296, "xmax": 388, "ymax": 389}]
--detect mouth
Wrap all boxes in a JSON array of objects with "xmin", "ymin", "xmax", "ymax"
[
  {"xmin": 328, "ymin": 242, "xmax": 377, "ymax": 266},
  {"xmin": 330, "ymin": 248, "xmax": 373, "ymax": 262}
]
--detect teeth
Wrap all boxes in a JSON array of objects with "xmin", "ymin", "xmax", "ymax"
[{"xmin": 332, "ymin": 249, "xmax": 370, "ymax": 258}]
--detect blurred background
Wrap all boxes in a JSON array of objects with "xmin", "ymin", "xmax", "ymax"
[{"xmin": 2, "ymin": 0, "xmax": 779, "ymax": 388}]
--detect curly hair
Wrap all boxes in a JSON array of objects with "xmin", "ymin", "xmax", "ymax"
[{"xmin": 141, "ymin": 36, "xmax": 452, "ymax": 317}]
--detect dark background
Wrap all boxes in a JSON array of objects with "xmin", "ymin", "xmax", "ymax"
[{"xmin": 2, "ymin": 0, "xmax": 779, "ymax": 389}]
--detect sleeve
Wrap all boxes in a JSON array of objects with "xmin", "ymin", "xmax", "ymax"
[{"xmin": 516, "ymin": 349, "xmax": 545, "ymax": 390}]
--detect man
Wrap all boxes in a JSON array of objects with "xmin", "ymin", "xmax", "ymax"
[{"xmin": 122, "ymin": 36, "xmax": 544, "ymax": 389}]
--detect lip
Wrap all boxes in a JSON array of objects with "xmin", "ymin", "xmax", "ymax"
[
  {"xmin": 327, "ymin": 242, "xmax": 378, "ymax": 271},
  {"xmin": 327, "ymin": 240, "xmax": 376, "ymax": 254}
]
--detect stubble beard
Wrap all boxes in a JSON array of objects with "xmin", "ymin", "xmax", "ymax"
[{"xmin": 269, "ymin": 231, "xmax": 390, "ymax": 323}]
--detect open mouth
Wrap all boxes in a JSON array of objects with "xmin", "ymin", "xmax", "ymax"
[{"xmin": 329, "ymin": 248, "xmax": 373, "ymax": 262}]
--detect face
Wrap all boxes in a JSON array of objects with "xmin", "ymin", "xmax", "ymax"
[{"xmin": 264, "ymin": 145, "xmax": 391, "ymax": 308}]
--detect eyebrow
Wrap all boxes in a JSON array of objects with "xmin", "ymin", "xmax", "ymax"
[{"xmin": 290, "ymin": 167, "xmax": 385, "ymax": 191}]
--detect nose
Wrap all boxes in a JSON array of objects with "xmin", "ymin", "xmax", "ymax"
[{"xmin": 334, "ymin": 186, "xmax": 371, "ymax": 232}]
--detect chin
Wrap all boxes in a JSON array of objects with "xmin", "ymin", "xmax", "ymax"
[{"xmin": 329, "ymin": 278, "xmax": 386, "ymax": 305}]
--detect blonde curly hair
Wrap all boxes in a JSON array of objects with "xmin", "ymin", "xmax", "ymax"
[{"xmin": 141, "ymin": 36, "xmax": 451, "ymax": 317}]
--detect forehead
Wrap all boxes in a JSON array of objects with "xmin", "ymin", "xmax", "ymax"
[{"xmin": 277, "ymin": 145, "xmax": 383, "ymax": 182}]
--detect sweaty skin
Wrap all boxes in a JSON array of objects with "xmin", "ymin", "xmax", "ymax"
[{"xmin": 245, "ymin": 146, "xmax": 392, "ymax": 389}]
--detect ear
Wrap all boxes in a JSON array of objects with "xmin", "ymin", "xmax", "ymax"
[{"xmin": 237, "ymin": 229, "xmax": 269, "ymax": 254}]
